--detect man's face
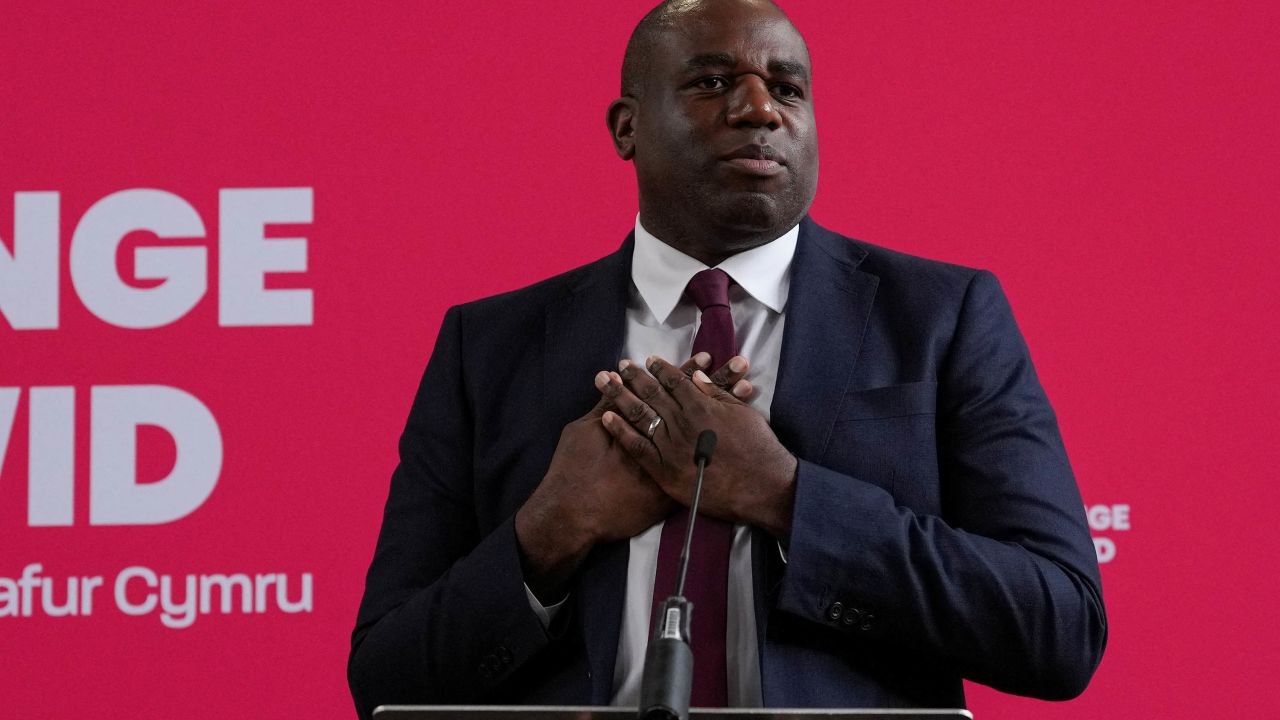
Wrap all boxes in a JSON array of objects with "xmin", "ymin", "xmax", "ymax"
[{"xmin": 632, "ymin": 1, "xmax": 818, "ymax": 245}]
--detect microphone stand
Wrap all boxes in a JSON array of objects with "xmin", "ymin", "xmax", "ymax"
[{"xmin": 637, "ymin": 430, "xmax": 717, "ymax": 720}]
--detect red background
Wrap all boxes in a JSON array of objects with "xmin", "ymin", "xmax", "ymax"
[{"xmin": 3, "ymin": 1, "xmax": 1278, "ymax": 717}]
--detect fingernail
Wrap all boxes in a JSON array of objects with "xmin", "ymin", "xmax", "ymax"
[
  {"xmin": 602, "ymin": 411, "xmax": 615, "ymax": 425},
  {"xmin": 729, "ymin": 356, "xmax": 747, "ymax": 373},
  {"xmin": 733, "ymin": 379, "xmax": 751, "ymax": 397},
  {"xmin": 594, "ymin": 371, "xmax": 609, "ymax": 389},
  {"xmin": 694, "ymin": 352, "xmax": 711, "ymax": 368},
  {"xmin": 693, "ymin": 370, "xmax": 712, "ymax": 384}
]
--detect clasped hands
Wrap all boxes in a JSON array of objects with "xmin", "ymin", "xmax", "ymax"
[
  {"xmin": 597, "ymin": 354, "xmax": 797, "ymax": 537},
  {"xmin": 515, "ymin": 352, "xmax": 797, "ymax": 601}
]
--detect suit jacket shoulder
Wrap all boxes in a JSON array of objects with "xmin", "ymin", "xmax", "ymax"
[
  {"xmin": 807, "ymin": 219, "xmax": 988, "ymax": 327},
  {"xmin": 451, "ymin": 239, "xmax": 632, "ymax": 331}
]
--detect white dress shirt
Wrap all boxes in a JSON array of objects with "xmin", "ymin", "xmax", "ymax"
[{"xmin": 528, "ymin": 215, "xmax": 798, "ymax": 707}]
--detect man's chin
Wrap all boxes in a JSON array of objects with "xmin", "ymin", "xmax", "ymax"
[{"xmin": 709, "ymin": 192, "xmax": 793, "ymax": 234}]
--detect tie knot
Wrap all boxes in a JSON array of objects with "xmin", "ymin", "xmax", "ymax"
[{"xmin": 685, "ymin": 268, "xmax": 732, "ymax": 311}]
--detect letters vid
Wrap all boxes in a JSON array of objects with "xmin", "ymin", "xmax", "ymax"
[{"xmin": 1, "ymin": 188, "xmax": 313, "ymax": 526}]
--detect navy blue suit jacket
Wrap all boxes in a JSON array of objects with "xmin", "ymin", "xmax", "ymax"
[{"xmin": 348, "ymin": 218, "xmax": 1107, "ymax": 718}]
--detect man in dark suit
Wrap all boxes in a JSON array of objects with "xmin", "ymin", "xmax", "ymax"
[{"xmin": 348, "ymin": 0, "xmax": 1107, "ymax": 716}]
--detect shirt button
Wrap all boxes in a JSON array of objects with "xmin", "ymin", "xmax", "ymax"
[
  {"xmin": 860, "ymin": 613, "xmax": 875, "ymax": 631},
  {"xmin": 841, "ymin": 607, "xmax": 863, "ymax": 626},
  {"xmin": 826, "ymin": 601, "xmax": 845, "ymax": 621}
]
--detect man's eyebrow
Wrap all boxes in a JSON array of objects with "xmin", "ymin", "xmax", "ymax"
[
  {"xmin": 684, "ymin": 52, "xmax": 736, "ymax": 72},
  {"xmin": 768, "ymin": 59, "xmax": 810, "ymax": 83},
  {"xmin": 682, "ymin": 53, "xmax": 811, "ymax": 83}
]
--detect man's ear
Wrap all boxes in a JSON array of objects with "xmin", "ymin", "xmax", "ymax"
[{"xmin": 606, "ymin": 97, "xmax": 638, "ymax": 160}]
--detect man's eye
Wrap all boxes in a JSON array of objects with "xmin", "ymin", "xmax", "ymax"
[
  {"xmin": 694, "ymin": 76, "xmax": 729, "ymax": 90},
  {"xmin": 771, "ymin": 84, "xmax": 803, "ymax": 100}
]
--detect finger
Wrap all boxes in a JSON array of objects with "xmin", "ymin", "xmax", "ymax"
[
  {"xmin": 595, "ymin": 370, "xmax": 664, "ymax": 437},
  {"xmin": 618, "ymin": 358, "xmax": 682, "ymax": 417},
  {"xmin": 690, "ymin": 369, "xmax": 741, "ymax": 404},
  {"xmin": 586, "ymin": 372, "xmax": 618, "ymax": 417},
  {"xmin": 601, "ymin": 410, "xmax": 663, "ymax": 474},
  {"xmin": 690, "ymin": 370, "xmax": 753, "ymax": 401},
  {"xmin": 679, "ymin": 352, "xmax": 712, "ymax": 377},
  {"xmin": 645, "ymin": 355, "xmax": 703, "ymax": 408},
  {"xmin": 707, "ymin": 355, "xmax": 752, "ymax": 400},
  {"xmin": 708, "ymin": 355, "xmax": 750, "ymax": 389}
]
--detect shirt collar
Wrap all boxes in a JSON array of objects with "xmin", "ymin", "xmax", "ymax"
[{"xmin": 631, "ymin": 215, "xmax": 798, "ymax": 324}]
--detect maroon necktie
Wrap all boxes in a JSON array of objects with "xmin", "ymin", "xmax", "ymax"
[{"xmin": 650, "ymin": 268, "xmax": 735, "ymax": 706}]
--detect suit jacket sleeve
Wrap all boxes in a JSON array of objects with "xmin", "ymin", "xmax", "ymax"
[
  {"xmin": 347, "ymin": 306, "xmax": 552, "ymax": 718},
  {"xmin": 774, "ymin": 270, "xmax": 1107, "ymax": 700}
]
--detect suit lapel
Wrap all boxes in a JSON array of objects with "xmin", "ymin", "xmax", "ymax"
[
  {"xmin": 542, "ymin": 238, "xmax": 632, "ymax": 429},
  {"xmin": 543, "ymin": 236, "xmax": 633, "ymax": 703},
  {"xmin": 769, "ymin": 217, "xmax": 878, "ymax": 462}
]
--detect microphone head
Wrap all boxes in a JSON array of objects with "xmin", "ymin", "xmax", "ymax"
[{"xmin": 693, "ymin": 430, "xmax": 717, "ymax": 466}]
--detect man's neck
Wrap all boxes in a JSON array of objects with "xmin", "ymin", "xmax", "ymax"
[{"xmin": 637, "ymin": 211, "xmax": 793, "ymax": 267}]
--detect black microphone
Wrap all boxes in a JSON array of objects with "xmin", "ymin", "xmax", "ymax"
[{"xmin": 637, "ymin": 430, "xmax": 717, "ymax": 720}]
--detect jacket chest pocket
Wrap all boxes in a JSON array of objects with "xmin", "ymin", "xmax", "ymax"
[{"xmin": 820, "ymin": 381, "xmax": 940, "ymax": 514}]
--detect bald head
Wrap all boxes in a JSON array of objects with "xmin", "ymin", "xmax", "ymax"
[
  {"xmin": 621, "ymin": 0, "xmax": 803, "ymax": 98},
  {"xmin": 605, "ymin": 0, "xmax": 818, "ymax": 264}
]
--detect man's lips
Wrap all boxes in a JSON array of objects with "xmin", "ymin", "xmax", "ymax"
[
  {"xmin": 724, "ymin": 157, "xmax": 783, "ymax": 174},
  {"xmin": 720, "ymin": 145, "xmax": 786, "ymax": 176}
]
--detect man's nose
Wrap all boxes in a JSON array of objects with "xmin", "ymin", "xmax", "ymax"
[{"xmin": 726, "ymin": 76, "xmax": 782, "ymax": 130}]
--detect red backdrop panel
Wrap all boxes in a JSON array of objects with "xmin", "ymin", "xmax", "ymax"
[{"xmin": 2, "ymin": 1, "xmax": 1277, "ymax": 717}]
